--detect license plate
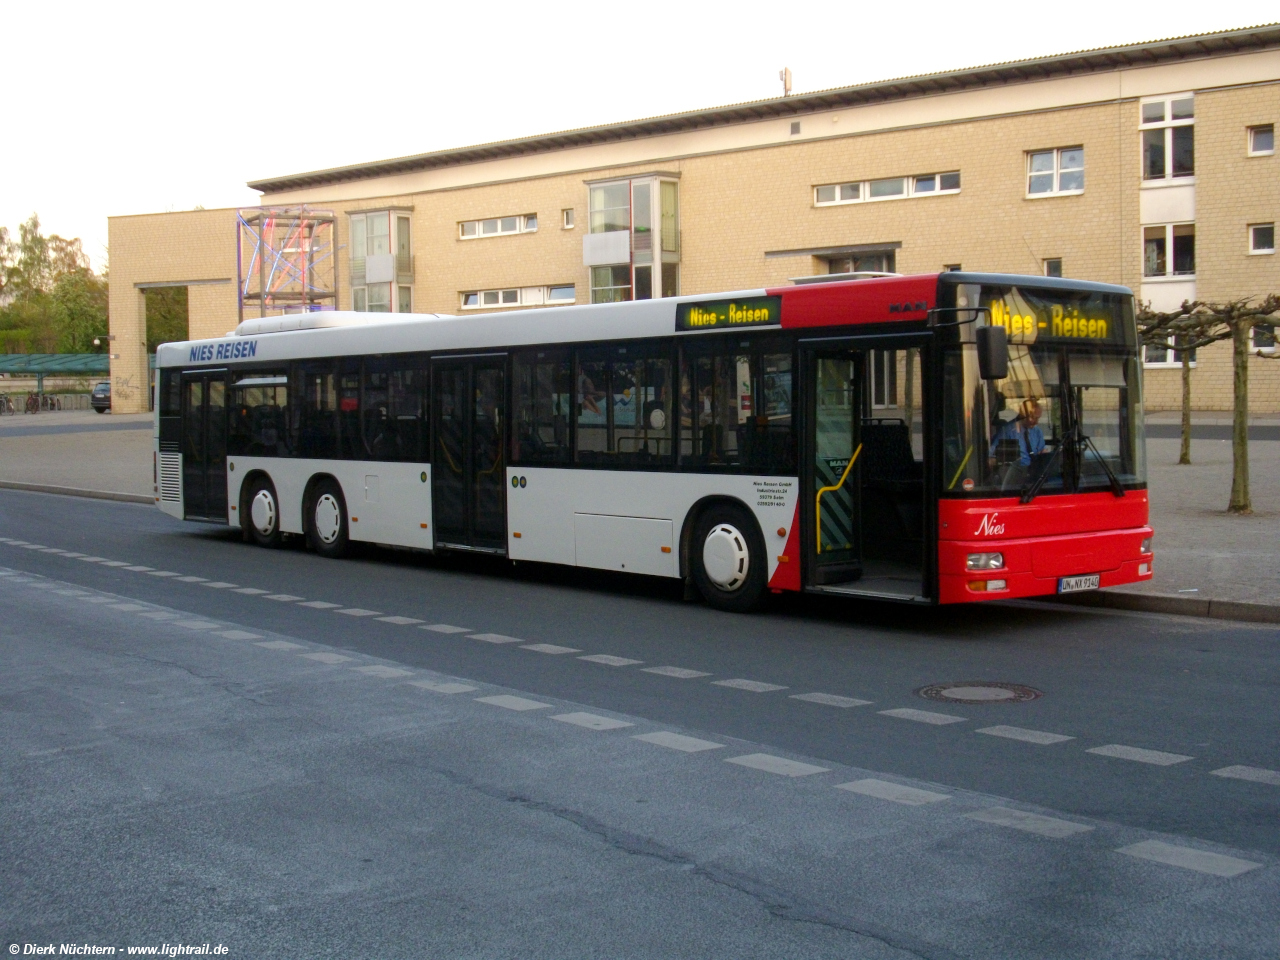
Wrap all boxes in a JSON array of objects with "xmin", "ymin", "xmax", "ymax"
[{"xmin": 1058, "ymin": 574, "xmax": 1100, "ymax": 593}]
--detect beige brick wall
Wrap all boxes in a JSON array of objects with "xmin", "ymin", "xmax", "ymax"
[{"xmin": 107, "ymin": 75, "xmax": 1280, "ymax": 413}]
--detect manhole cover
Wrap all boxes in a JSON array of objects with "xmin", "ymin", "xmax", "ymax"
[{"xmin": 916, "ymin": 682, "xmax": 1042, "ymax": 704}]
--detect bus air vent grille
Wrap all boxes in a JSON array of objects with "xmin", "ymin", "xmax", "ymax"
[{"xmin": 159, "ymin": 453, "xmax": 181, "ymax": 502}]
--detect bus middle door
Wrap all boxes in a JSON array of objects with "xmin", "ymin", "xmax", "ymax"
[
  {"xmin": 432, "ymin": 356, "xmax": 507, "ymax": 552},
  {"xmin": 180, "ymin": 369, "xmax": 228, "ymax": 522},
  {"xmin": 803, "ymin": 348, "xmax": 862, "ymax": 586}
]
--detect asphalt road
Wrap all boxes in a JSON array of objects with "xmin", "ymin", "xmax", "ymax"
[{"xmin": 1, "ymin": 488, "xmax": 1277, "ymax": 959}]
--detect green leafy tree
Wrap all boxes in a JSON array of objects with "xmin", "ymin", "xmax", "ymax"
[{"xmin": 144, "ymin": 286, "xmax": 188, "ymax": 352}]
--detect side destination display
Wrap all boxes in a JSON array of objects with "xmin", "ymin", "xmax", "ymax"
[{"xmin": 676, "ymin": 295, "xmax": 781, "ymax": 331}]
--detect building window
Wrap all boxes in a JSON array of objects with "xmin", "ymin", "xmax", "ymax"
[
  {"xmin": 1141, "ymin": 95, "xmax": 1194, "ymax": 182},
  {"xmin": 815, "ymin": 172, "xmax": 959, "ymax": 206},
  {"xmin": 1250, "ymin": 223, "xmax": 1275, "ymax": 254},
  {"xmin": 1247, "ymin": 124, "xmax": 1274, "ymax": 157},
  {"xmin": 1027, "ymin": 148, "xmax": 1084, "ymax": 196},
  {"xmin": 1143, "ymin": 336, "xmax": 1197, "ymax": 368},
  {"xmin": 562, "ymin": 208, "xmax": 575, "ymax": 229},
  {"xmin": 349, "ymin": 211, "xmax": 412, "ymax": 313},
  {"xmin": 1043, "ymin": 258, "xmax": 1063, "ymax": 278},
  {"xmin": 590, "ymin": 265, "xmax": 631, "ymax": 303},
  {"xmin": 460, "ymin": 285, "xmax": 576, "ymax": 309},
  {"xmin": 943, "ymin": 264, "xmax": 962, "ymax": 272},
  {"xmin": 459, "ymin": 214, "xmax": 537, "ymax": 239},
  {"xmin": 1143, "ymin": 224, "xmax": 1195, "ymax": 277},
  {"xmin": 1253, "ymin": 323, "xmax": 1277, "ymax": 354},
  {"xmin": 586, "ymin": 177, "xmax": 679, "ymax": 303},
  {"xmin": 826, "ymin": 252, "xmax": 895, "ymax": 274}
]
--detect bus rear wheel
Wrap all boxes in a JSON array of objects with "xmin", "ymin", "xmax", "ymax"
[
  {"xmin": 691, "ymin": 504, "xmax": 766, "ymax": 612},
  {"xmin": 245, "ymin": 477, "xmax": 282, "ymax": 548},
  {"xmin": 306, "ymin": 479, "xmax": 350, "ymax": 559}
]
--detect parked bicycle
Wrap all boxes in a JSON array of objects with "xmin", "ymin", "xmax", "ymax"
[
  {"xmin": 0, "ymin": 394, "xmax": 15, "ymax": 415},
  {"xmin": 25, "ymin": 392, "xmax": 39, "ymax": 414}
]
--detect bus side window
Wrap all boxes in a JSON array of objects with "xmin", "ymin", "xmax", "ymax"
[
  {"xmin": 680, "ymin": 342, "xmax": 794, "ymax": 474},
  {"xmin": 294, "ymin": 362, "xmax": 338, "ymax": 459},
  {"xmin": 513, "ymin": 350, "xmax": 571, "ymax": 465},
  {"xmin": 228, "ymin": 373, "xmax": 289, "ymax": 457},
  {"xmin": 338, "ymin": 364, "xmax": 362, "ymax": 460}
]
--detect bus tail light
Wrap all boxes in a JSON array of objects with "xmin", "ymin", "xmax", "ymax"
[
  {"xmin": 1140, "ymin": 537, "xmax": 1152, "ymax": 554},
  {"xmin": 966, "ymin": 552, "xmax": 1004, "ymax": 571}
]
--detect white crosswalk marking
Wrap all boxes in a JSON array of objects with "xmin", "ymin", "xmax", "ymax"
[
  {"xmin": 522, "ymin": 643, "xmax": 581, "ymax": 654},
  {"xmin": 977, "ymin": 725, "xmax": 1074, "ymax": 745},
  {"xmin": 714, "ymin": 679, "xmax": 788, "ymax": 693},
  {"xmin": 469, "ymin": 633, "xmax": 524, "ymax": 644},
  {"xmin": 256, "ymin": 640, "xmax": 304, "ymax": 650},
  {"xmin": 234, "ymin": 587, "xmax": 269, "ymax": 595},
  {"xmin": 353, "ymin": 665, "xmax": 413, "ymax": 678},
  {"xmin": 1087, "ymin": 744, "xmax": 1193, "ymax": 766},
  {"xmin": 552, "ymin": 712, "xmax": 634, "ymax": 731},
  {"xmin": 1211, "ymin": 765, "xmax": 1280, "ymax": 786},
  {"xmin": 790, "ymin": 693, "xmax": 873, "ymax": 708},
  {"xmin": 476, "ymin": 694, "xmax": 551, "ymax": 711},
  {"xmin": 376, "ymin": 616, "xmax": 424, "ymax": 625},
  {"xmin": 642, "ymin": 666, "xmax": 711, "ymax": 679},
  {"xmin": 965, "ymin": 807, "xmax": 1093, "ymax": 838},
  {"xmin": 879, "ymin": 708, "xmax": 966, "ymax": 725},
  {"xmin": 579, "ymin": 655, "xmax": 643, "ymax": 667},
  {"xmin": 421, "ymin": 624, "xmax": 472, "ymax": 633},
  {"xmin": 837, "ymin": 779, "xmax": 950, "ymax": 805},
  {"xmin": 1118, "ymin": 840, "xmax": 1261, "ymax": 877},
  {"xmin": 726, "ymin": 754, "xmax": 828, "ymax": 777},
  {"xmin": 264, "ymin": 594, "xmax": 305, "ymax": 602},
  {"xmin": 409, "ymin": 680, "xmax": 477, "ymax": 695},
  {"xmin": 337, "ymin": 608, "xmax": 380, "ymax": 617},
  {"xmin": 297, "ymin": 600, "xmax": 340, "ymax": 608},
  {"xmin": 216, "ymin": 630, "xmax": 262, "ymax": 641},
  {"xmin": 301, "ymin": 652, "xmax": 353, "ymax": 664},
  {"xmin": 633, "ymin": 732, "xmax": 725, "ymax": 752}
]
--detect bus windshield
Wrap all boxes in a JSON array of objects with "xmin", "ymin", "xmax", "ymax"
[{"xmin": 942, "ymin": 284, "xmax": 1146, "ymax": 498}]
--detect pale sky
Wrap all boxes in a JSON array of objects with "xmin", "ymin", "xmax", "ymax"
[{"xmin": 3, "ymin": 0, "xmax": 1276, "ymax": 272}]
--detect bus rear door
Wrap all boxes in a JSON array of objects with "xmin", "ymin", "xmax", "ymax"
[
  {"xmin": 180, "ymin": 369, "xmax": 228, "ymax": 522},
  {"xmin": 432, "ymin": 356, "xmax": 507, "ymax": 552}
]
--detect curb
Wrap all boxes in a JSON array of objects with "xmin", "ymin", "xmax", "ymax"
[
  {"xmin": 1043, "ymin": 589, "xmax": 1280, "ymax": 625},
  {"xmin": 0, "ymin": 480, "xmax": 153, "ymax": 505}
]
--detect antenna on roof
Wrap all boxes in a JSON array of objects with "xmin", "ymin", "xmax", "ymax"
[{"xmin": 779, "ymin": 68, "xmax": 792, "ymax": 97}]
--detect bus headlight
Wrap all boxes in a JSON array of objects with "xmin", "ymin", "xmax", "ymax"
[
  {"xmin": 966, "ymin": 552, "xmax": 1004, "ymax": 571},
  {"xmin": 1140, "ymin": 537, "xmax": 1153, "ymax": 554}
]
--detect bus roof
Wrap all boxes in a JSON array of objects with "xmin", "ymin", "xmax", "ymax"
[{"xmin": 155, "ymin": 272, "xmax": 1133, "ymax": 368}]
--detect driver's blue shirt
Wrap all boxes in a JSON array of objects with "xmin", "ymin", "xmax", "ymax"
[{"xmin": 990, "ymin": 421, "xmax": 1045, "ymax": 466}]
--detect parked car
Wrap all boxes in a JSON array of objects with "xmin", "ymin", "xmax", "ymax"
[{"xmin": 91, "ymin": 381, "xmax": 111, "ymax": 413}]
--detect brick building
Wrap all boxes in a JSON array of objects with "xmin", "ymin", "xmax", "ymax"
[{"xmin": 107, "ymin": 24, "xmax": 1280, "ymax": 414}]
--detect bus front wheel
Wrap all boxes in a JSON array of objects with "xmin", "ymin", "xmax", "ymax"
[
  {"xmin": 246, "ymin": 477, "xmax": 282, "ymax": 548},
  {"xmin": 692, "ymin": 504, "xmax": 766, "ymax": 613},
  {"xmin": 307, "ymin": 480, "xmax": 350, "ymax": 559}
]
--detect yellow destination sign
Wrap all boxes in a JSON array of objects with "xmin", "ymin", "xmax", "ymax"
[{"xmin": 677, "ymin": 296, "xmax": 781, "ymax": 331}]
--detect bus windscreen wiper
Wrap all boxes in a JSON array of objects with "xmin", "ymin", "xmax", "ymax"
[{"xmin": 1020, "ymin": 420, "xmax": 1124, "ymax": 503}]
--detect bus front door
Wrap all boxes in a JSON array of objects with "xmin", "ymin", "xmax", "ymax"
[
  {"xmin": 432, "ymin": 357, "xmax": 507, "ymax": 552},
  {"xmin": 804, "ymin": 350, "xmax": 862, "ymax": 585},
  {"xmin": 181, "ymin": 370, "xmax": 227, "ymax": 522}
]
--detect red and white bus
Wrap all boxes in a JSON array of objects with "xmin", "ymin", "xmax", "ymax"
[{"xmin": 154, "ymin": 272, "xmax": 1152, "ymax": 611}]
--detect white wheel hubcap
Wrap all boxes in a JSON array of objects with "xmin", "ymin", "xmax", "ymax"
[
  {"xmin": 250, "ymin": 489, "xmax": 276, "ymax": 536},
  {"xmin": 703, "ymin": 523, "xmax": 749, "ymax": 590},
  {"xmin": 314, "ymin": 493, "xmax": 342, "ymax": 544}
]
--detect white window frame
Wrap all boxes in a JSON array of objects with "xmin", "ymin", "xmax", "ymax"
[
  {"xmin": 1250, "ymin": 223, "xmax": 1275, "ymax": 255},
  {"xmin": 814, "ymin": 171, "xmax": 959, "ymax": 206},
  {"xmin": 349, "ymin": 210, "xmax": 412, "ymax": 313},
  {"xmin": 1043, "ymin": 258, "xmax": 1063, "ymax": 278},
  {"xmin": 1140, "ymin": 94, "xmax": 1195, "ymax": 185},
  {"xmin": 1143, "ymin": 222, "xmax": 1196, "ymax": 279},
  {"xmin": 1253, "ymin": 323, "xmax": 1277, "ymax": 355},
  {"xmin": 458, "ymin": 214, "xmax": 538, "ymax": 240},
  {"xmin": 460, "ymin": 284, "xmax": 576, "ymax": 310},
  {"xmin": 1025, "ymin": 148, "xmax": 1084, "ymax": 198},
  {"xmin": 1247, "ymin": 124, "xmax": 1274, "ymax": 157},
  {"xmin": 562, "ymin": 208, "xmax": 575, "ymax": 229},
  {"xmin": 1142, "ymin": 338, "xmax": 1198, "ymax": 369}
]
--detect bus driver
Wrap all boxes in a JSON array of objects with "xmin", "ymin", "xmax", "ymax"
[{"xmin": 989, "ymin": 397, "xmax": 1046, "ymax": 468}]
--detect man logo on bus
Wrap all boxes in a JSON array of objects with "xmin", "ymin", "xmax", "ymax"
[{"xmin": 976, "ymin": 513, "xmax": 1005, "ymax": 536}]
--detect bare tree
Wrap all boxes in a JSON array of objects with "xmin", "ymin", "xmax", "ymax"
[{"xmin": 1137, "ymin": 301, "xmax": 1221, "ymax": 465}]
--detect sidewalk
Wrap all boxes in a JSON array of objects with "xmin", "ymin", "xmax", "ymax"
[{"xmin": 0, "ymin": 410, "xmax": 1277, "ymax": 622}]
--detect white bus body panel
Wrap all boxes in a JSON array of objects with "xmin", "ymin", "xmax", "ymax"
[
  {"xmin": 506, "ymin": 468, "xmax": 798, "ymax": 581},
  {"xmin": 226, "ymin": 457, "xmax": 434, "ymax": 550}
]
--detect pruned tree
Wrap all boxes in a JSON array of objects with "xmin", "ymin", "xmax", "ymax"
[{"xmin": 1138, "ymin": 301, "xmax": 1228, "ymax": 465}]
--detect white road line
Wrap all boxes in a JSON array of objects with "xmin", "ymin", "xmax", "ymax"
[
  {"xmin": 1087, "ymin": 744, "xmax": 1194, "ymax": 766},
  {"xmin": 1211, "ymin": 765, "xmax": 1280, "ymax": 787},
  {"xmin": 837, "ymin": 779, "xmax": 951, "ymax": 806},
  {"xmin": 216, "ymin": 630, "xmax": 262, "ymax": 641},
  {"xmin": 54, "ymin": 589, "xmax": 87, "ymax": 596},
  {"xmin": 256, "ymin": 640, "xmax": 304, "ymax": 650},
  {"xmin": 264, "ymin": 594, "xmax": 305, "ymax": 602},
  {"xmin": 714, "ymin": 679, "xmax": 788, "ymax": 693},
  {"xmin": 77, "ymin": 596, "xmax": 115, "ymax": 604},
  {"xmin": 879, "ymin": 708, "xmax": 966, "ymax": 725},
  {"xmin": 552, "ymin": 712, "xmax": 635, "ymax": 731},
  {"xmin": 234, "ymin": 587, "xmax": 269, "ymax": 595},
  {"xmin": 726, "ymin": 754, "xmax": 829, "ymax": 777},
  {"xmin": 40, "ymin": 548, "xmax": 67, "ymax": 553},
  {"xmin": 301, "ymin": 652, "xmax": 353, "ymax": 664},
  {"xmin": 79, "ymin": 556, "xmax": 107, "ymax": 562},
  {"xmin": 6, "ymin": 540, "xmax": 29, "ymax": 545},
  {"xmin": 476, "ymin": 694, "xmax": 551, "ymax": 711},
  {"xmin": 790, "ymin": 692, "xmax": 873, "ymax": 708},
  {"xmin": 579, "ymin": 655, "xmax": 644, "ymax": 667},
  {"xmin": 27, "ymin": 582, "xmax": 54, "ymax": 589},
  {"xmin": 469, "ymin": 633, "xmax": 524, "ymax": 644},
  {"xmin": 633, "ymin": 732, "xmax": 725, "ymax": 752},
  {"xmin": 138, "ymin": 612, "xmax": 180, "ymax": 620},
  {"xmin": 297, "ymin": 600, "xmax": 340, "ymax": 608},
  {"xmin": 20, "ymin": 544, "xmax": 47, "ymax": 549},
  {"xmin": 977, "ymin": 725, "xmax": 1075, "ymax": 746},
  {"xmin": 642, "ymin": 666, "xmax": 711, "ymax": 679},
  {"xmin": 353, "ymin": 665, "xmax": 413, "ymax": 678},
  {"xmin": 376, "ymin": 616, "xmax": 424, "ymax": 625},
  {"xmin": 522, "ymin": 643, "xmax": 581, "ymax": 655},
  {"xmin": 175, "ymin": 576, "xmax": 208, "ymax": 583},
  {"xmin": 61, "ymin": 553, "xmax": 85, "ymax": 558},
  {"xmin": 409, "ymin": 680, "xmax": 477, "ymax": 695},
  {"xmin": 202, "ymin": 582, "xmax": 238, "ymax": 589},
  {"xmin": 421, "ymin": 624, "xmax": 472, "ymax": 633},
  {"xmin": 8, "ymin": 577, "xmax": 33, "ymax": 583},
  {"xmin": 336, "ymin": 607, "xmax": 380, "ymax": 617},
  {"xmin": 108, "ymin": 603, "xmax": 148, "ymax": 612},
  {"xmin": 965, "ymin": 807, "xmax": 1094, "ymax": 838},
  {"xmin": 1118, "ymin": 840, "xmax": 1261, "ymax": 877},
  {"xmin": 99, "ymin": 561, "xmax": 130, "ymax": 567},
  {"xmin": 148, "ymin": 571, "xmax": 181, "ymax": 577},
  {"xmin": 171, "ymin": 620, "xmax": 221, "ymax": 630}
]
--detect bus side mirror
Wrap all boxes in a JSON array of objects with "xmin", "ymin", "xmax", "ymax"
[{"xmin": 976, "ymin": 326, "xmax": 1008, "ymax": 380}]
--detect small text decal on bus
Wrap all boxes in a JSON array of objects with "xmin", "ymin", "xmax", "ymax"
[
  {"xmin": 188, "ymin": 340, "xmax": 258, "ymax": 362},
  {"xmin": 676, "ymin": 296, "xmax": 780, "ymax": 332}
]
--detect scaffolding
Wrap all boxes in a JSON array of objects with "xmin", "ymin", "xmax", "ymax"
[{"xmin": 237, "ymin": 206, "xmax": 337, "ymax": 321}]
